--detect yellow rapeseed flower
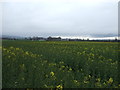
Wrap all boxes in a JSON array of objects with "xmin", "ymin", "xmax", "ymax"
[
  {"xmin": 3, "ymin": 48, "xmax": 6, "ymax": 51},
  {"xmin": 103, "ymin": 82, "xmax": 106, "ymax": 86},
  {"xmin": 108, "ymin": 78, "xmax": 113, "ymax": 84},
  {"xmin": 59, "ymin": 61, "xmax": 64, "ymax": 64},
  {"xmin": 73, "ymin": 80, "xmax": 80, "ymax": 86},
  {"xmin": 88, "ymin": 75, "xmax": 91, "ymax": 78},
  {"xmin": 44, "ymin": 84, "xmax": 48, "ymax": 87},
  {"xmin": 80, "ymin": 69, "xmax": 83, "ymax": 71},
  {"xmin": 25, "ymin": 51, "xmax": 29, "ymax": 55},
  {"xmin": 91, "ymin": 48, "xmax": 94, "ymax": 51},
  {"xmin": 69, "ymin": 68, "xmax": 72, "ymax": 71},
  {"xmin": 96, "ymin": 78, "xmax": 101, "ymax": 82},
  {"xmin": 73, "ymin": 80, "xmax": 78, "ymax": 83},
  {"xmin": 10, "ymin": 46, "xmax": 14, "ymax": 49},
  {"xmin": 56, "ymin": 85, "xmax": 63, "ymax": 89},
  {"xmin": 16, "ymin": 48, "xmax": 19, "ymax": 50},
  {"xmin": 61, "ymin": 65, "xmax": 65, "ymax": 68},
  {"xmin": 50, "ymin": 72, "xmax": 54, "ymax": 76},
  {"xmin": 84, "ymin": 81, "xmax": 89, "ymax": 84}
]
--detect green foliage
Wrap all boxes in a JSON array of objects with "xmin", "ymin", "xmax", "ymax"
[{"xmin": 2, "ymin": 41, "xmax": 119, "ymax": 88}]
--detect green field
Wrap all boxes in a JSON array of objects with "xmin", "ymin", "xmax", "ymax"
[{"xmin": 2, "ymin": 40, "xmax": 120, "ymax": 88}]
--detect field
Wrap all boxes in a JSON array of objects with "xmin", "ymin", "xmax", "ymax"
[{"xmin": 2, "ymin": 40, "xmax": 120, "ymax": 88}]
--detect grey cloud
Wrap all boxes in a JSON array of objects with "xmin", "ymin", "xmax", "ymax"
[{"xmin": 2, "ymin": 1, "xmax": 118, "ymax": 37}]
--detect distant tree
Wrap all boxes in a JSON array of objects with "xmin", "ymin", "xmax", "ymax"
[
  {"xmin": 115, "ymin": 37, "xmax": 117, "ymax": 41},
  {"xmin": 58, "ymin": 37, "xmax": 61, "ymax": 39},
  {"xmin": 87, "ymin": 38, "xmax": 89, "ymax": 41}
]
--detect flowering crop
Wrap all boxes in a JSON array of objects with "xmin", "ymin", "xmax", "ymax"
[{"xmin": 2, "ymin": 41, "xmax": 119, "ymax": 88}]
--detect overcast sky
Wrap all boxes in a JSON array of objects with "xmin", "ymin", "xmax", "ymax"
[{"xmin": 2, "ymin": 0, "xmax": 119, "ymax": 37}]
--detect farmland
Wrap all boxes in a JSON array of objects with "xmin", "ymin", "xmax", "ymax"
[{"xmin": 2, "ymin": 40, "xmax": 120, "ymax": 88}]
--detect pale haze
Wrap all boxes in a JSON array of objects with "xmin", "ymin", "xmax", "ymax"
[{"xmin": 2, "ymin": 0, "xmax": 118, "ymax": 38}]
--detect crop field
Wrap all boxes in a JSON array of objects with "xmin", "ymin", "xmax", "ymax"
[{"xmin": 2, "ymin": 40, "xmax": 120, "ymax": 88}]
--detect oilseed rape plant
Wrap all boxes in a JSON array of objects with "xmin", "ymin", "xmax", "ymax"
[{"xmin": 2, "ymin": 40, "xmax": 119, "ymax": 88}]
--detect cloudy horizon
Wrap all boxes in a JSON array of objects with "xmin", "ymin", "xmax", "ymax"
[{"xmin": 2, "ymin": 0, "xmax": 119, "ymax": 38}]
